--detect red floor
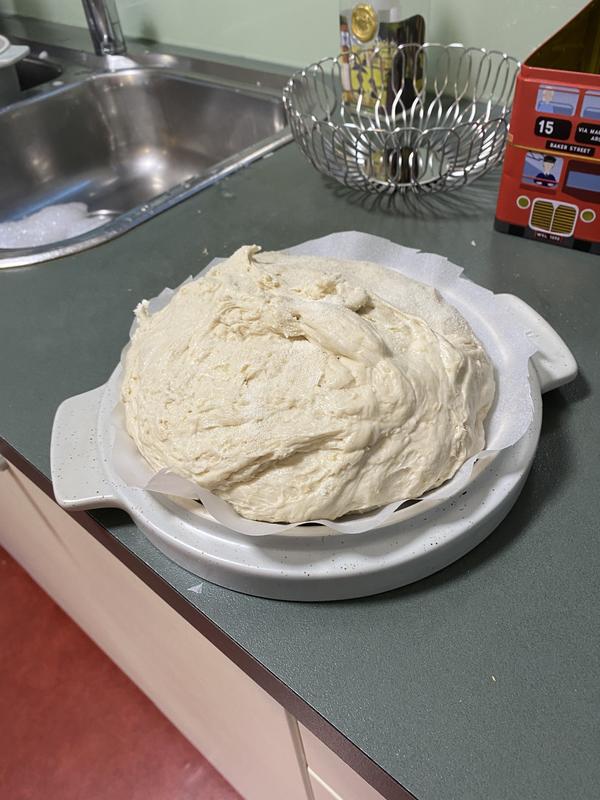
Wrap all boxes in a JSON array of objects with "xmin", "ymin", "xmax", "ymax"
[{"xmin": 0, "ymin": 545, "xmax": 242, "ymax": 800}]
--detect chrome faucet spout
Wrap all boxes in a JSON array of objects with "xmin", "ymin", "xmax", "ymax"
[{"xmin": 81, "ymin": 0, "xmax": 126, "ymax": 56}]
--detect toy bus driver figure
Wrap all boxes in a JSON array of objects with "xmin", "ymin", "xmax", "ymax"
[
  {"xmin": 537, "ymin": 88, "xmax": 555, "ymax": 113},
  {"xmin": 534, "ymin": 155, "xmax": 558, "ymax": 187}
]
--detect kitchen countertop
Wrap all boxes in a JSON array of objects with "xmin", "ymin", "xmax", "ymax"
[{"xmin": 1, "ymin": 144, "xmax": 599, "ymax": 800}]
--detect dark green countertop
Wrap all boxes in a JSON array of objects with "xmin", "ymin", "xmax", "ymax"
[{"xmin": 1, "ymin": 145, "xmax": 598, "ymax": 800}]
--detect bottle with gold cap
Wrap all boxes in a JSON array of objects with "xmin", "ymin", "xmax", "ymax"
[{"xmin": 339, "ymin": 1, "xmax": 429, "ymax": 110}]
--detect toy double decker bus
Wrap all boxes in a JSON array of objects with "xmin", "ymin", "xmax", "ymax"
[{"xmin": 495, "ymin": 0, "xmax": 600, "ymax": 255}]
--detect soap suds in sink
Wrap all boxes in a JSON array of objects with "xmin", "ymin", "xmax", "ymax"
[{"xmin": 0, "ymin": 203, "xmax": 108, "ymax": 249}]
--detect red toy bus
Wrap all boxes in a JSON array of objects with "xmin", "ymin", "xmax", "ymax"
[{"xmin": 495, "ymin": 1, "xmax": 600, "ymax": 255}]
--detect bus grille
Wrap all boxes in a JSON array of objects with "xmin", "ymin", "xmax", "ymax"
[
  {"xmin": 529, "ymin": 199, "xmax": 577, "ymax": 237},
  {"xmin": 552, "ymin": 205, "xmax": 577, "ymax": 235}
]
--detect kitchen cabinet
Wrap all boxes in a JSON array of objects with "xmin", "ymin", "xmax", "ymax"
[
  {"xmin": 0, "ymin": 459, "xmax": 317, "ymax": 800},
  {"xmin": 300, "ymin": 724, "xmax": 387, "ymax": 800},
  {"xmin": 0, "ymin": 457, "xmax": 391, "ymax": 800}
]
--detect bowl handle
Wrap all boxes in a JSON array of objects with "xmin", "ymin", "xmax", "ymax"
[
  {"xmin": 497, "ymin": 293, "xmax": 577, "ymax": 394},
  {"xmin": 51, "ymin": 386, "xmax": 120, "ymax": 509}
]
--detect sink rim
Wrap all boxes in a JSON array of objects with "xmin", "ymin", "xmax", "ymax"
[
  {"xmin": 0, "ymin": 61, "xmax": 285, "ymax": 115},
  {"xmin": 0, "ymin": 64, "xmax": 290, "ymax": 269}
]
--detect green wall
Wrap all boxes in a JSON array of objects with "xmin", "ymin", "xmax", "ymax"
[{"xmin": 0, "ymin": 0, "xmax": 591, "ymax": 66}]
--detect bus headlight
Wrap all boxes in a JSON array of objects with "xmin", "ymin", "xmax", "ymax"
[
  {"xmin": 580, "ymin": 208, "xmax": 596, "ymax": 223},
  {"xmin": 516, "ymin": 195, "xmax": 530, "ymax": 209}
]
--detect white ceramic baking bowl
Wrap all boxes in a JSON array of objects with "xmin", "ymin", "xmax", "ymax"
[{"xmin": 51, "ymin": 292, "xmax": 576, "ymax": 601}]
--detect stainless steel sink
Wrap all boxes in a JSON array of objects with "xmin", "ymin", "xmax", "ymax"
[{"xmin": 0, "ymin": 41, "xmax": 289, "ymax": 267}]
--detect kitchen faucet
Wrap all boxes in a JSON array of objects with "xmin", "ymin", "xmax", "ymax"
[{"xmin": 81, "ymin": 0, "xmax": 126, "ymax": 56}]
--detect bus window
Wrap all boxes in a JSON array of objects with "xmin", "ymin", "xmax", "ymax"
[
  {"xmin": 563, "ymin": 161, "xmax": 600, "ymax": 201},
  {"xmin": 521, "ymin": 151, "xmax": 563, "ymax": 190},
  {"xmin": 581, "ymin": 91, "xmax": 600, "ymax": 121},
  {"xmin": 535, "ymin": 86, "xmax": 578, "ymax": 116}
]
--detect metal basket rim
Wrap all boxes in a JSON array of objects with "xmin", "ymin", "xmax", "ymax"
[
  {"xmin": 283, "ymin": 42, "xmax": 521, "ymax": 95},
  {"xmin": 282, "ymin": 43, "xmax": 520, "ymax": 195}
]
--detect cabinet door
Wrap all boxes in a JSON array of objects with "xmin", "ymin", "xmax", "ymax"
[
  {"xmin": 300, "ymin": 724, "xmax": 388, "ymax": 800},
  {"xmin": 307, "ymin": 768, "xmax": 347, "ymax": 800},
  {"xmin": 0, "ymin": 460, "xmax": 311, "ymax": 800}
]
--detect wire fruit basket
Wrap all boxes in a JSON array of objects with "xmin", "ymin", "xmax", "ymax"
[{"xmin": 283, "ymin": 44, "xmax": 520, "ymax": 194}]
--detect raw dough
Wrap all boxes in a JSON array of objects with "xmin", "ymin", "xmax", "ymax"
[{"xmin": 122, "ymin": 246, "xmax": 495, "ymax": 522}]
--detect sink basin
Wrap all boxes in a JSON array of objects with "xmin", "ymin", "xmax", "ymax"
[{"xmin": 0, "ymin": 67, "xmax": 288, "ymax": 267}]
